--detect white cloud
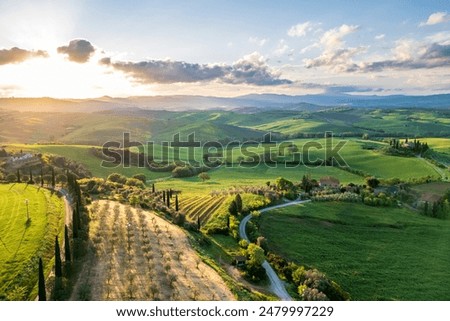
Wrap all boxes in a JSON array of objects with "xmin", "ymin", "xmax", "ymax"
[
  {"xmin": 426, "ymin": 31, "xmax": 450, "ymax": 45},
  {"xmin": 287, "ymin": 21, "xmax": 313, "ymax": 37},
  {"xmin": 274, "ymin": 40, "xmax": 289, "ymax": 56},
  {"xmin": 320, "ymin": 24, "xmax": 359, "ymax": 50},
  {"xmin": 375, "ymin": 34, "xmax": 385, "ymax": 40},
  {"xmin": 304, "ymin": 47, "xmax": 366, "ymax": 72},
  {"xmin": 303, "ymin": 24, "xmax": 361, "ymax": 72},
  {"xmin": 249, "ymin": 37, "xmax": 268, "ymax": 47},
  {"xmin": 420, "ymin": 12, "xmax": 450, "ymax": 26}
]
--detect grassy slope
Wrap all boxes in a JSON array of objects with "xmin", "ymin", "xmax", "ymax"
[
  {"xmin": 6, "ymin": 144, "xmax": 169, "ymax": 180},
  {"xmin": 259, "ymin": 202, "xmax": 450, "ymax": 300},
  {"xmin": 288, "ymin": 138, "xmax": 441, "ymax": 180},
  {"xmin": 156, "ymin": 164, "xmax": 365, "ymax": 195},
  {"xmin": 0, "ymin": 110, "xmax": 152, "ymax": 145},
  {"xmin": 0, "ymin": 183, "xmax": 64, "ymax": 299},
  {"xmin": 242, "ymin": 108, "xmax": 450, "ymax": 137}
]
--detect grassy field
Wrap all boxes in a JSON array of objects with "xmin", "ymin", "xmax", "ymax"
[
  {"xmin": 0, "ymin": 183, "xmax": 65, "ymax": 300},
  {"xmin": 6, "ymin": 136, "xmax": 447, "ymax": 183},
  {"xmin": 156, "ymin": 164, "xmax": 365, "ymax": 195},
  {"xmin": 6, "ymin": 144, "xmax": 170, "ymax": 180},
  {"xmin": 259, "ymin": 202, "xmax": 450, "ymax": 300}
]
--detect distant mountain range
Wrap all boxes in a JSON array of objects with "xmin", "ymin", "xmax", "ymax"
[{"xmin": 0, "ymin": 93, "xmax": 449, "ymax": 113}]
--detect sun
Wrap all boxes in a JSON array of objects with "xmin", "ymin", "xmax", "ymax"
[{"xmin": 0, "ymin": 52, "xmax": 155, "ymax": 99}]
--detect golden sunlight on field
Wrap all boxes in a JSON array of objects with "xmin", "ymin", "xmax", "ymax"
[{"xmin": 71, "ymin": 200, "xmax": 234, "ymax": 300}]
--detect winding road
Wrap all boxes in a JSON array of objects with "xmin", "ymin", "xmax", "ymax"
[{"xmin": 239, "ymin": 199, "xmax": 311, "ymax": 301}]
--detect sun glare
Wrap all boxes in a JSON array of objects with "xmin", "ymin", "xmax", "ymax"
[{"xmin": 0, "ymin": 53, "xmax": 155, "ymax": 99}]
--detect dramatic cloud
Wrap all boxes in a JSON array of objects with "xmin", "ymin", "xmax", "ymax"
[
  {"xmin": 0, "ymin": 47, "xmax": 48, "ymax": 65},
  {"xmin": 287, "ymin": 22, "xmax": 313, "ymax": 37},
  {"xmin": 360, "ymin": 42, "xmax": 450, "ymax": 71},
  {"xmin": 100, "ymin": 52, "xmax": 292, "ymax": 86},
  {"xmin": 225, "ymin": 52, "xmax": 292, "ymax": 85},
  {"xmin": 420, "ymin": 12, "xmax": 450, "ymax": 26},
  {"xmin": 57, "ymin": 39, "xmax": 95, "ymax": 63},
  {"xmin": 306, "ymin": 39, "xmax": 450, "ymax": 73}
]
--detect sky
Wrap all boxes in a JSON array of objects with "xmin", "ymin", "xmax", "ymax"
[{"xmin": 0, "ymin": 0, "xmax": 449, "ymax": 98}]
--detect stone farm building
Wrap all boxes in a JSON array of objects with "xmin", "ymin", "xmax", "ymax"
[{"xmin": 319, "ymin": 176, "xmax": 340, "ymax": 188}]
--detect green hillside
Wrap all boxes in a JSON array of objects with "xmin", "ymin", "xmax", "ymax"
[
  {"xmin": 259, "ymin": 202, "xmax": 450, "ymax": 300},
  {"xmin": 0, "ymin": 184, "xmax": 65, "ymax": 300}
]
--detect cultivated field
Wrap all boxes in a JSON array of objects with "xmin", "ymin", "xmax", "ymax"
[
  {"xmin": 259, "ymin": 202, "xmax": 450, "ymax": 300},
  {"xmin": 410, "ymin": 182, "xmax": 450, "ymax": 202},
  {"xmin": 74, "ymin": 200, "xmax": 234, "ymax": 300},
  {"xmin": 0, "ymin": 183, "xmax": 64, "ymax": 300},
  {"xmin": 178, "ymin": 195, "xmax": 226, "ymax": 223}
]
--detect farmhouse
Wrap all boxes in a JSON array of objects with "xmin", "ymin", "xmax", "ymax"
[
  {"xmin": 319, "ymin": 176, "xmax": 340, "ymax": 188},
  {"xmin": 234, "ymin": 255, "xmax": 247, "ymax": 267},
  {"xmin": 7, "ymin": 153, "xmax": 41, "ymax": 168}
]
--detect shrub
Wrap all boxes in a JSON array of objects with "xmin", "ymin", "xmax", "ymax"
[
  {"xmin": 107, "ymin": 173, "xmax": 127, "ymax": 184},
  {"xmin": 125, "ymin": 178, "xmax": 145, "ymax": 189},
  {"xmin": 132, "ymin": 174, "xmax": 147, "ymax": 183}
]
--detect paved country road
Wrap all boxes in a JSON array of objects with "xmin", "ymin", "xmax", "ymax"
[{"xmin": 239, "ymin": 199, "xmax": 311, "ymax": 301}]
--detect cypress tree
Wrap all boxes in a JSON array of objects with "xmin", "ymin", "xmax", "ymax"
[
  {"xmin": 235, "ymin": 194, "xmax": 243, "ymax": 214},
  {"xmin": 75, "ymin": 180, "xmax": 81, "ymax": 205},
  {"xmin": 175, "ymin": 195, "xmax": 179, "ymax": 211},
  {"xmin": 17, "ymin": 169, "xmax": 21, "ymax": 183},
  {"xmin": 197, "ymin": 216, "xmax": 201, "ymax": 230},
  {"xmin": 166, "ymin": 192, "xmax": 170, "ymax": 208},
  {"xmin": 163, "ymin": 190, "xmax": 166, "ymax": 203},
  {"xmin": 38, "ymin": 258, "xmax": 46, "ymax": 301},
  {"xmin": 64, "ymin": 225, "xmax": 71, "ymax": 262},
  {"xmin": 29, "ymin": 169, "xmax": 34, "ymax": 184},
  {"xmin": 40, "ymin": 166, "xmax": 44, "ymax": 187},
  {"xmin": 75, "ymin": 201, "xmax": 81, "ymax": 229},
  {"xmin": 54, "ymin": 236, "xmax": 62, "ymax": 277},
  {"xmin": 72, "ymin": 206, "xmax": 79, "ymax": 238},
  {"xmin": 227, "ymin": 215, "xmax": 230, "ymax": 229},
  {"xmin": 51, "ymin": 167, "xmax": 55, "ymax": 187},
  {"xmin": 424, "ymin": 201, "xmax": 429, "ymax": 216},
  {"xmin": 432, "ymin": 202, "xmax": 438, "ymax": 218},
  {"xmin": 228, "ymin": 200, "xmax": 238, "ymax": 216},
  {"xmin": 152, "ymin": 183, "xmax": 155, "ymax": 193}
]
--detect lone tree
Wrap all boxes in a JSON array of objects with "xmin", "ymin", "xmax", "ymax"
[
  {"xmin": 198, "ymin": 172, "xmax": 210, "ymax": 182},
  {"xmin": 38, "ymin": 258, "xmax": 46, "ymax": 301},
  {"xmin": 54, "ymin": 236, "xmax": 62, "ymax": 277},
  {"xmin": 152, "ymin": 183, "xmax": 155, "ymax": 193}
]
